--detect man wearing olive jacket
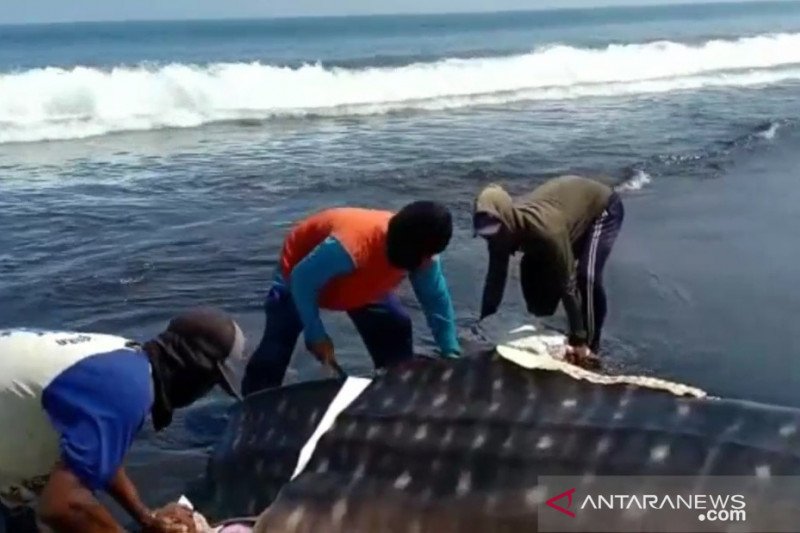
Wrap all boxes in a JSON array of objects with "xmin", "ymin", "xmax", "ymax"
[{"xmin": 473, "ymin": 175, "xmax": 624, "ymax": 365}]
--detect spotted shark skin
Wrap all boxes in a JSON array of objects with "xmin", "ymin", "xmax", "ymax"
[
  {"xmin": 205, "ymin": 351, "xmax": 800, "ymax": 532},
  {"xmin": 202, "ymin": 379, "xmax": 341, "ymax": 518}
]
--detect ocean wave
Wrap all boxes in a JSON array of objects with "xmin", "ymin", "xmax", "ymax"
[
  {"xmin": 616, "ymin": 169, "xmax": 653, "ymax": 192},
  {"xmin": 624, "ymin": 119, "xmax": 792, "ymax": 186},
  {"xmin": 3, "ymin": 32, "xmax": 800, "ymax": 144},
  {"xmin": 756, "ymin": 120, "xmax": 781, "ymax": 140}
]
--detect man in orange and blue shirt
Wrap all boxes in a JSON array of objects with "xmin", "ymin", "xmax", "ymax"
[{"xmin": 241, "ymin": 201, "xmax": 460, "ymax": 395}]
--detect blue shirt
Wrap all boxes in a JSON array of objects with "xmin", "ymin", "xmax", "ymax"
[
  {"xmin": 279, "ymin": 236, "xmax": 460, "ymax": 356},
  {"xmin": 41, "ymin": 348, "xmax": 153, "ymax": 491}
]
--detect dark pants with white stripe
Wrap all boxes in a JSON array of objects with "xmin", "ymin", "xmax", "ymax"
[{"xmin": 574, "ymin": 192, "xmax": 624, "ymax": 352}]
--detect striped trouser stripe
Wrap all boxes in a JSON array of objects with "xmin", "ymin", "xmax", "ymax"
[{"xmin": 585, "ymin": 210, "xmax": 607, "ymax": 343}]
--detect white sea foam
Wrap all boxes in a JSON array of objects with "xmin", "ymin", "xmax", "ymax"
[
  {"xmin": 757, "ymin": 121, "xmax": 781, "ymax": 140},
  {"xmin": 3, "ymin": 32, "xmax": 800, "ymax": 143},
  {"xmin": 617, "ymin": 170, "xmax": 653, "ymax": 192}
]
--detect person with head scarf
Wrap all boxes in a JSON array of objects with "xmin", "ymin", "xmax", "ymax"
[
  {"xmin": 241, "ymin": 201, "xmax": 460, "ymax": 395},
  {"xmin": 473, "ymin": 175, "xmax": 624, "ymax": 366},
  {"xmin": 0, "ymin": 308, "xmax": 247, "ymax": 533}
]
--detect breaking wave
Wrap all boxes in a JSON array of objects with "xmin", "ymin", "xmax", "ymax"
[{"xmin": 3, "ymin": 32, "xmax": 800, "ymax": 143}]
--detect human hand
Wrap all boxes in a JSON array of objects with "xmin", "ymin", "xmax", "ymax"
[
  {"xmin": 308, "ymin": 337, "xmax": 335, "ymax": 366},
  {"xmin": 142, "ymin": 504, "xmax": 196, "ymax": 533},
  {"xmin": 564, "ymin": 344, "xmax": 600, "ymax": 370}
]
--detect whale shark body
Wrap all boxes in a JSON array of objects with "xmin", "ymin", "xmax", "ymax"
[{"xmin": 203, "ymin": 328, "xmax": 800, "ymax": 532}]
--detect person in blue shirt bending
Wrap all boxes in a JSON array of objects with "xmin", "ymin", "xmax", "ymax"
[
  {"xmin": 0, "ymin": 307, "xmax": 247, "ymax": 533},
  {"xmin": 242, "ymin": 202, "xmax": 461, "ymax": 395}
]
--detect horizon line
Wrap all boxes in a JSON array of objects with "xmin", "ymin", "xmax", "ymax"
[{"xmin": 1, "ymin": 0, "xmax": 797, "ymax": 28}]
